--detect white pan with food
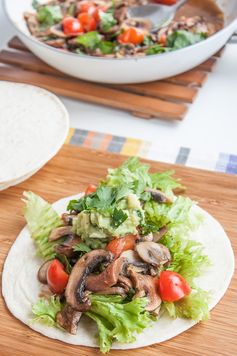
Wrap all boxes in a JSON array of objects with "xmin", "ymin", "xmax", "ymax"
[{"xmin": 4, "ymin": 0, "xmax": 237, "ymax": 83}]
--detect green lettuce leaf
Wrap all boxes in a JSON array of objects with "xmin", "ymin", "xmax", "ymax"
[
  {"xmin": 77, "ymin": 31, "xmax": 101, "ymax": 50},
  {"xmin": 150, "ymin": 170, "xmax": 184, "ymax": 198},
  {"xmin": 23, "ymin": 191, "xmax": 62, "ymax": 259},
  {"xmin": 31, "ymin": 296, "xmax": 63, "ymax": 326},
  {"xmin": 163, "ymin": 287, "xmax": 210, "ymax": 321},
  {"xmin": 106, "ymin": 157, "xmax": 152, "ymax": 198},
  {"xmin": 86, "ymin": 295, "xmax": 153, "ymax": 353}
]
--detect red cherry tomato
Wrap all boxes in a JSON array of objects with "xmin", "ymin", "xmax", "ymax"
[
  {"xmin": 85, "ymin": 184, "xmax": 97, "ymax": 195},
  {"xmin": 106, "ymin": 234, "xmax": 138, "ymax": 258},
  {"xmin": 118, "ymin": 27, "xmax": 145, "ymax": 45},
  {"xmin": 78, "ymin": 1, "xmax": 97, "ymax": 15},
  {"xmin": 78, "ymin": 12, "xmax": 97, "ymax": 32},
  {"xmin": 153, "ymin": 0, "xmax": 177, "ymax": 5},
  {"xmin": 63, "ymin": 17, "xmax": 84, "ymax": 35},
  {"xmin": 47, "ymin": 259, "xmax": 69, "ymax": 294},
  {"xmin": 158, "ymin": 271, "xmax": 191, "ymax": 302}
]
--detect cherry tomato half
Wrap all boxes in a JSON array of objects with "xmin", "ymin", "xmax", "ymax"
[
  {"xmin": 47, "ymin": 259, "xmax": 69, "ymax": 294},
  {"xmin": 106, "ymin": 234, "xmax": 138, "ymax": 258},
  {"xmin": 63, "ymin": 17, "xmax": 84, "ymax": 35},
  {"xmin": 158, "ymin": 271, "xmax": 191, "ymax": 302},
  {"xmin": 85, "ymin": 184, "xmax": 97, "ymax": 195},
  {"xmin": 78, "ymin": 1, "xmax": 97, "ymax": 15},
  {"xmin": 153, "ymin": 0, "xmax": 177, "ymax": 5},
  {"xmin": 118, "ymin": 27, "xmax": 145, "ymax": 45},
  {"xmin": 78, "ymin": 12, "xmax": 97, "ymax": 32}
]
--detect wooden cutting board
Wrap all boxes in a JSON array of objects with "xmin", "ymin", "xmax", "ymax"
[{"xmin": 0, "ymin": 145, "xmax": 236, "ymax": 356}]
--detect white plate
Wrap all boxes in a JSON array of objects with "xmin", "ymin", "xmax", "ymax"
[{"xmin": 0, "ymin": 82, "xmax": 69, "ymax": 187}]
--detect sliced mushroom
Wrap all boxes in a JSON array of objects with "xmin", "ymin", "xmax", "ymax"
[
  {"xmin": 95, "ymin": 286, "xmax": 126, "ymax": 297},
  {"xmin": 135, "ymin": 241, "xmax": 171, "ymax": 266},
  {"xmin": 56, "ymin": 304, "xmax": 82, "ymax": 334},
  {"xmin": 49, "ymin": 226, "xmax": 73, "ymax": 242},
  {"xmin": 50, "ymin": 24, "xmax": 67, "ymax": 38},
  {"xmin": 44, "ymin": 38, "xmax": 66, "ymax": 48},
  {"xmin": 39, "ymin": 284, "xmax": 53, "ymax": 298},
  {"xmin": 145, "ymin": 188, "xmax": 172, "ymax": 204},
  {"xmin": 120, "ymin": 250, "xmax": 142, "ymax": 264},
  {"xmin": 65, "ymin": 249, "xmax": 113, "ymax": 311},
  {"xmin": 117, "ymin": 275, "xmax": 133, "ymax": 292},
  {"xmin": 55, "ymin": 235, "xmax": 81, "ymax": 258},
  {"xmin": 153, "ymin": 226, "xmax": 168, "ymax": 242},
  {"xmin": 61, "ymin": 212, "xmax": 77, "ymax": 226},
  {"xmin": 128, "ymin": 267, "xmax": 161, "ymax": 313},
  {"xmin": 140, "ymin": 232, "xmax": 153, "ymax": 242},
  {"xmin": 37, "ymin": 260, "xmax": 52, "ymax": 284},
  {"xmin": 85, "ymin": 257, "xmax": 126, "ymax": 292}
]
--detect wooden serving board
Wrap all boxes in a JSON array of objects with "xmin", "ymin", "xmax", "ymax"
[
  {"xmin": 0, "ymin": 37, "xmax": 224, "ymax": 121},
  {"xmin": 0, "ymin": 145, "xmax": 236, "ymax": 356}
]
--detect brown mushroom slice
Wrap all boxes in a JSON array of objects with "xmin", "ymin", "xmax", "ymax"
[
  {"xmin": 55, "ymin": 235, "xmax": 81, "ymax": 258},
  {"xmin": 117, "ymin": 275, "xmax": 133, "ymax": 292},
  {"xmin": 153, "ymin": 226, "xmax": 168, "ymax": 242},
  {"xmin": 61, "ymin": 212, "xmax": 77, "ymax": 226},
  {"xmin": 49, "ymin": 226, "xmax": 73, "ymax": 242},
  {"xmin": 65, "ymin": 249, "xmax": 113, "ymax": 311},
  {"xmin": 95, "ymin": 286, "xmax": 126, "ymax": 297},
  {"xmin": 135, "ymin": 241, "xmax": 171, "ymax": 266},
  {"xmin": 85, "ymin": 257, "xmax": 126, "ymax": 292},
  {"xmin": 37, "ymin": 260, "xmax": 52, "ymax": 284},
  {"xmin": 120, "ymin": 250, "xmax": 142, "ymax": 264},
  {"xmin": 128, "ymin": 268, "xmax": 161, "ymax": 313},
  {"xmin": 56, "ymin": 304, "xmax": 82, "ymax": 335},
  {"xmin": 50, "ymin": 24, "xmax": 67, "ymax": 38},
  {"xmin": 145, "ymin": 188, "xmax": 172, "ymax": 204}
]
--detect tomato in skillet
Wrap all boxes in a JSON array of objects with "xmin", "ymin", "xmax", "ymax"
[
  {"xmin": 47, "ymin": 259, "xmax": 69, "ymax": 294},
  {"xmin": 158, "ymin": 271, "xmax": 191, "ymax": 302},
  {"xmin": 63, "ymin": 17, "xmax": 84, "ymax": 35},
  {"xmin": 118, "ymin": 27, "xmax": 145, "ymax": 45},
  {"xmin": 78, "ymin": 12, "xmax": 97, "ymax": 32},
  {"xmin": 78, "ymin": 1, "xmax": 97, "ymax": 15},
  {"xmin": 106, "ymin": 234, "xmax": 138, "ymax": 258},
  {"xmin": 85, "ymin": 184, "xmax": 97, "ymax": 195}
]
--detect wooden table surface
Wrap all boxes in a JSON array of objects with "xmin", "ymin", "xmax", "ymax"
[{"xmin": 0, "ymin": 145, "xmax": 236, "ymax": 355}]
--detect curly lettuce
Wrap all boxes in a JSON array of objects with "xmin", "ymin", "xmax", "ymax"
[
  {"xmin": 23, "ymin": 191, "xmax": 62, "ymax": 259},
  {"xmin": 86, "ymin": 295, "xmax": 154, "ymax": 353},
  {"xmin": 31, "ymin": 296, "xmax": 62, "ymax": 327},
  {"xmin": 163, "ymin": 287, "xmax": 210, "ymax": 321}
]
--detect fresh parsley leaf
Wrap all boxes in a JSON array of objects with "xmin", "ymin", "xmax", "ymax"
[
  {"xmin": 100, "ymin": 11, "xmax": 117, "ymax": 32},
  {"xmin": 77, "ymin": 31, "xmax": 101, "ymax": 50},
  {"xmin": 112, "ymin": 208, "xmax": 128, "ymax": 228},
  {"xmin": 37, "ymin": 5, "xmax": 63, "ymax": 26},
  {"xmin": 56, "ymin": 254, "xmax": 72, "ymax": 274},
  {"xmin": 98, "ymin": 41, "xmax": 115, "ymax": 54},
  {"xmin": 73, "ymin": 242, "xmax": 92, "ymax": 254},
  {"xmin": 143, "ymin": 36, "xmax": 154, "ymax": 46},
  {"xmin": 167, "ymin": 30, "xmax": 206, "ymax": 50},
  {"xmin": 146, "ymin": 44, "xmax": 168, "ymax": 55}
]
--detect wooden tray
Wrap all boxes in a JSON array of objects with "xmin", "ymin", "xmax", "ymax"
[
  {"xmin": 0, "ymin": 37, "xmax": 224, "ymax": 121},
  {"xmin": 0, "ymin": 145, "xmax": 236, "ymax": 356}
]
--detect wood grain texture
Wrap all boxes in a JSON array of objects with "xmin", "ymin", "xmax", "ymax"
[
  {"xmin": 0, "ymin": 66, "xmax": 187, "ymax": 120},
  {"xmin": 0, "ymin": 145, "xmax": 236, "ymax": 356},
  {"xmin": 0, "ymin": 36, "xmax": 223, "ymax": 120}
]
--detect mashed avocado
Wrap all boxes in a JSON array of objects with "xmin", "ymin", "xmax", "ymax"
[{"xmin": 73, "ymin": 194, "xmax": 143, "ymax": 244}]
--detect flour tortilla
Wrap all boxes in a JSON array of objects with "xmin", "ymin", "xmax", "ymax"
[
  {"xmin": 0, "ymin": 81, "xmax": 69, "ymax": 184},
  {"xmin": 2, "ymin": 194, "xmax": 235, "ymax": 350}
]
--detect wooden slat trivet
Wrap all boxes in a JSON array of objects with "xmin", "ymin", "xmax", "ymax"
[{"xmin": 0, "ymin": 36, "xmax": 224, "ymax": 120}]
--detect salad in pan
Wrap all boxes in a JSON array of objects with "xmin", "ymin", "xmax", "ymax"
[
  {"xmin": 24, "ymin": 0, "xmax": 220, "ymax": 58},
  {"xmin": 22, "ymin": 158, "xmax": 211, "ymax": 353}
]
